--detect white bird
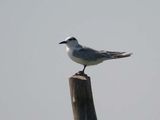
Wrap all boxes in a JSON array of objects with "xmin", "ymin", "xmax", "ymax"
[{"xmin": 59, "ymin": 37, "xmax": 132, "ymax": 73}]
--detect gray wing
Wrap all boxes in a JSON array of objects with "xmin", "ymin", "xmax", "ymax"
[
  {"xmin": 73, "ymin": 45, "xmax": 132, "ymax": 61},
  {"xmin": 73, "ymin": 47, "xmax": 106, "ymax": 61}
]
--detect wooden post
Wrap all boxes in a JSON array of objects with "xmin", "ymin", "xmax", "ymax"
[{"xmin": 69, "ymin": 72, "xmax": 97, "ymax": 120}]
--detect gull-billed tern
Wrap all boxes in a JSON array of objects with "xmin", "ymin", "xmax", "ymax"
[{"xmin": 59, "ymin": 37, "xmax": 132, "ymax": 73}]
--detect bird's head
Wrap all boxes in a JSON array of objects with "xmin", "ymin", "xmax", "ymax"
[{"xmin": 59, "ymin": 37, "xmax": 78, "ymax": 48}]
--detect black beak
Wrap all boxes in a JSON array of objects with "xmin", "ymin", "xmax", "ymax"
[{"xmin": 59, "ymin": 41, "xmax": 67, "ymax": 44}]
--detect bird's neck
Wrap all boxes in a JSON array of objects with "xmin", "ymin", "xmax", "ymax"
[
  {"xmin": 66, "ymin": 44, "xmax": 80, "ymax": 50},
  {"xmin": 66, "ymin": 46, "xmax": 70, "ymax": 52}
]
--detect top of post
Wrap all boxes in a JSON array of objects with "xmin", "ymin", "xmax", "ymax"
[{"xmin": 70, "ymin": 71, "xmax": 90, "ymax": 80}]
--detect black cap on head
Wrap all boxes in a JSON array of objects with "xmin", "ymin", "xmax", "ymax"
[
  {"xmin": 59, "ymin": 36, "xmax": 77, "ymax": 44},
  {"xmin": 67, "ymin": 37, "xmax": 77, "ymax": 41}
]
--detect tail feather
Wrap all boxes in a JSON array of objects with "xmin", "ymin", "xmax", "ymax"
[{"xmin": 101, "ymin": 51, "xmax": 132, "ymax": 59}]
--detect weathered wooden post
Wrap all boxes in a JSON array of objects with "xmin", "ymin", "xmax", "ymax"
[{"xmin": 69, "ymin": 72, "xmax": 97, "ymax": 120}]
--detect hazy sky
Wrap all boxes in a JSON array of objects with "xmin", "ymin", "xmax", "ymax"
[{"xmin": 0, "ymin": 0, "xmax": 160, "ymax": 120}]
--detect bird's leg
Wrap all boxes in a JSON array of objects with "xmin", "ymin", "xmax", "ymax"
[
  {"xmin": 77, "ymin": 65, "xmax": 87, "ymax": 75},
  {"xmin": 82, "ymin": 65, "xmax": 87, "ymax": 73},
  {"xmin": 76, "ymin": 65, "xmax": 87, "ymax": 75}
]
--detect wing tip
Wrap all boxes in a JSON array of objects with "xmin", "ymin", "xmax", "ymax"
[{"xmin": 113, "ymin": 52, "xmax": 133, "ymax": 59}]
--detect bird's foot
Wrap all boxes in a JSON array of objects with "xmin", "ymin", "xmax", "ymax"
[{"xmin": 75, "ymin": 71, "xmax": 86, "ymax": 75}]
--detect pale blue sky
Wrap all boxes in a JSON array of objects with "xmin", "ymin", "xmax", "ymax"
[{"xmin": 0, "ymin": 0, "xmax": 160, "ymax": 120}]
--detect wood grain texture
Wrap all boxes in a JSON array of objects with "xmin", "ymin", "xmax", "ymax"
[{"xmin": 69, "ymin": 72, "xmax": 97, "ymax": 120}]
